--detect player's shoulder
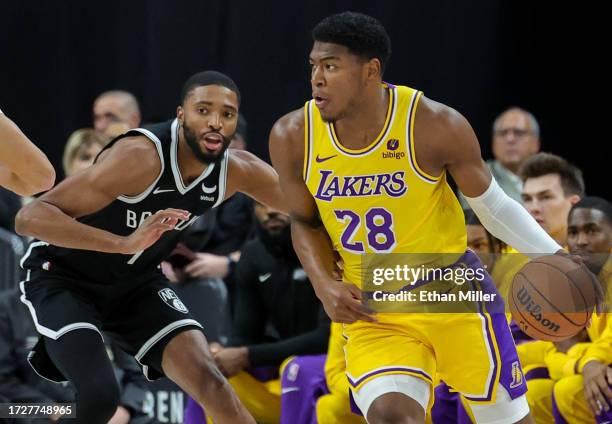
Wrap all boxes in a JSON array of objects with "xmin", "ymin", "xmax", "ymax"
[
  {"xmin": 415, "ymin": 95, "xmax": 473, "ymax": 147},
  {"xmin": 417, "ymin": 95, "xmax": 466, "ymax": 130},
  {"xmin": 99, "ymin": 134, "xmax": 161, "ymax": 167},
  {"xmin": 227, "ymin": 148, "xmax": 258, "ymax": 169},
  {"xmin": 270, "ymin": 107, "xmax": 305, "ymax": 143}
]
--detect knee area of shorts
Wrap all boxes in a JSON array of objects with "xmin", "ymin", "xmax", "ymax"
[{"xmin": 367, "ymin": 396, "xmax": 423, "ymax": 424}]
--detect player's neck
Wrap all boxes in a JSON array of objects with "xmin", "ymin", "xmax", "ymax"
[
  {"xmin": 333, "ymin": 85, "xmax": 389, "ymax": 150},
  {"xmin": 176, "ymin": 135, "xmax": 210, "ymax": 185}
]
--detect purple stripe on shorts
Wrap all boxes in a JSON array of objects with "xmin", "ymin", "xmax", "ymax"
[
  {"xmin": 347, "ymin": 366, "xmax": 432, "ymax": 388},
  {"xmin": 463, "ymin": 251, "xmax": 527, "ymax": 402}
]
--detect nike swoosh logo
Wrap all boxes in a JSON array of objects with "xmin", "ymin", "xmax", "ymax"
[
  {"xmin": 281, "ymin": 387, "xmax": 300, "ymax": 394},
  {"xmin": 153, "ymin": 187, "xmax": 175, "ymax": 194},
  {"xmin": 315, "ymin": 154, "xmax": 337, "ymax": 163},
  {"xmin": 201, "ymin": 184, "xmax": 217, "ymax": 194},
  {"xmin": 258, "ymin": 273, "xmax": 272, "ymax": 282}
]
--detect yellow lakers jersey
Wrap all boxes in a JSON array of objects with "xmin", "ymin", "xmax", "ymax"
[{"xmin": 303, "ymin": 84, "xmax": 466, "ymax": 288}]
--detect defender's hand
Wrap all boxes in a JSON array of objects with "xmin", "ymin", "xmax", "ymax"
[
  {"xmin": 120, "ymin": 208, "xmax": 190, "ymax": 254},
  {"xmin": 318, "ymin": 279, "xmax": 376, "ymax": 324}
]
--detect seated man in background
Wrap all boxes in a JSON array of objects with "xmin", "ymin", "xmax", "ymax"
[
  {"xmin": 548, "ymin": 197, "xmax": 612, "ymax": 424},
  {"xmin": 184, "ymin": 202, "xmax": 329, "ymax": 424},
  {"xmin": 92, "ymin": 90, "xmax": 141, "ymax": 138},
  {"xmin": 458, "ymin": 107, "xmax": 540, "ymax": 207},
  {"xmin": 517, "ymin": 197, "xmax": 612, "ymax": 424}
]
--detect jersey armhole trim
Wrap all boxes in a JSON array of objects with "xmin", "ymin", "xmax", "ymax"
[
  {"xmin": 212, "ymin": 150, "xmax": 230, "ymax": 208},
  {"xmin": 303, "ymin": 101, "xmax": 313, "ymax": 182},
  {"xmin": 407, "ymin": 91, "xmax": 442, "ymax": 184},
  {"xmin": 117, "ymin": 128, "xmax": 165, "ymax": 204}
]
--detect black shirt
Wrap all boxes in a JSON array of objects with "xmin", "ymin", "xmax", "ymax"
[{"xmin": 229, "ymin": 237, "xmax": 330, "ymax": 366}]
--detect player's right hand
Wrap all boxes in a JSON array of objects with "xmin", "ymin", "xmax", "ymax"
[
  {"xmin": 319, "ymin": 279, "xmax": 377, "ymax": 324},
  {"xmin": 120, "ymin": 208, "xmax": 190, "ymax": 254}
]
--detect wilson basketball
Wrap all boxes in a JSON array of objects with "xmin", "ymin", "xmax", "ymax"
[{"xmin": 509, "ymin": 254, "xmax": 599, "ymax": 341}]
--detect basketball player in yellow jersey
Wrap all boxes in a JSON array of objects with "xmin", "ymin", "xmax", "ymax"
[{"xmin": 270, "ymin": 12, "xmax": 565, "ymax": 424}]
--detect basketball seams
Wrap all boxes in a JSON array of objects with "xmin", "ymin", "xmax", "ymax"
[{"xmin": 527, "ymin": 260, "xmax": 592, "ymax": 315}]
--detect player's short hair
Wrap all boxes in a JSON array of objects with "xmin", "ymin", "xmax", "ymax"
[
  {"xmin": 180, "ymin": 70, "xmax": 241, "ymax": 105},
  {"xmin": 570, "ymin": 196, "xmax": 612, "ymax": 225},
  {"xmin": 519, "ymin": 152, "xmax": 585, "ymax": 197},
  {"xmin": 312, "ymin": 11, "xmax": 392, "ymax": 74}
]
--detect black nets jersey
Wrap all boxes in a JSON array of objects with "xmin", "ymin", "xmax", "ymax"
[{"xmin": 21, "ymin": 119, "xmax": 229, "ymax": 283}]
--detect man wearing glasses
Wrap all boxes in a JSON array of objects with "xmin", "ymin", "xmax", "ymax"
[{"xmin": 459, "ymin": 107, "xmax": 540, "ymax": 206}]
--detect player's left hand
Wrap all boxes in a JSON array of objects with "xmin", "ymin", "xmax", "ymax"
[
  {"xmin": 583, "ymin": 360, "xmax": 612, "ymax": 415},
  {"xmin": 184, "ymin": 253, "xmax": 230, "ymax": 279},
  {"xmin": 212, "ymin": 346, "xmax": 250, "ymax": 378}
]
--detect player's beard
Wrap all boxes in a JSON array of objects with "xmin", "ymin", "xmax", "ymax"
[{"xmin": 182, "ymin": 121, "xmax": 232, "ymax": 164}]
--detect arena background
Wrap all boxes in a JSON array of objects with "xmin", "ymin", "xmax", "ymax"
[{"xmin": 0, "ymin": 0, "xmax": 605, "ymax": 197}]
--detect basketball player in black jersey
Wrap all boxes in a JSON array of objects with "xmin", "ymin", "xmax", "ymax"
[{"xmin": 14, "ymin": 71, "xmax": 279, "ymax": 424}]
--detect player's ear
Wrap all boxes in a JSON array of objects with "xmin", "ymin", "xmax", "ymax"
[
  {"xmin": 366, "ymin": 58, "xmax": 382, "ymax": 80},
  {"xmin": 177, "ymin": 106, "xmax": 184, "ymax": 125}
]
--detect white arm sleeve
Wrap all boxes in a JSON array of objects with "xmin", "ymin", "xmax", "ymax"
[{"xmin": 464, "ymin": 177, "xmax": 562, "ymax": 257}]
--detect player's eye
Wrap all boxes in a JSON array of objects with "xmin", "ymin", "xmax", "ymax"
[
  {"xmin": 198, "ymin": 108, "xmax": 208, "ymax": 114},
  {"xmin": 224, "ymin": 112, "xmax": 234, "ymax": 119},
  {"xmin": 325, "ymin": 64, "xmax": 337, "ymax": 71}
]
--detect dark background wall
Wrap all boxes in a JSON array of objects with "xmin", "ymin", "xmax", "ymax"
[{"xmin": 0, "ymin": 0, "xmax": 606, "ymax": 197}]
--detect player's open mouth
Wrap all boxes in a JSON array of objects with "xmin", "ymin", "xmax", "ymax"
[
  {"xmin": 201, "ymin": 133, "xmax": 223, "ymax": 152},
  {"xmin": 314, "ymin": 96, "xmax": 328, "ymax": 108}
]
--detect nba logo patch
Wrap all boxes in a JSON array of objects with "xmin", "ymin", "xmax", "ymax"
[
  {"xmin": 509, "ymin": 361, "xmax": 523, "ymax": 389},
  {"xmin": 158, "ymin": 288, "xmax": 189, "ymax": 313},
  {"xmin": 387, "ymin": 138, "xmax": 400, "ymax": 150}
]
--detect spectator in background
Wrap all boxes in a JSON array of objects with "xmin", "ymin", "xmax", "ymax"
[
  {"xmin": 523, "ymin": 197, "xmax": 612, "ymax": 424},
  {"xmin": 459, "ymin": 107, "xmax": 540, "ymax": 206},
  {"xmin": 520, "ymin": 152, "xmax": 584, "ymax": 246},
  {"xmin": 62, "ymin": 129, "xmax": 108, "ymax": 176},
  {"xmin": 184, "ymin": 202, "xmax": 329, "ymax": 424},
  {"xmin": 229, "ymin": 115, "xmax": 248, "ymax": 151},
  {"xmin": 93, "ymin": 90, "xmax": 141, "ymax": 136}
]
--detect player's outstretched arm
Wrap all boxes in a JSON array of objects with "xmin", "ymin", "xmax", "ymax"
[
  {"xmin": 417, "ymin": 97, "xmax": 560, "ymax": 256},
  {"xmin": 0, "ymin": 111, "xmax": 56, "ymax": 196},
  {"xmin": 269, "ymin": 110, "xmax": 374, "ymax": 323},
  {"xmin": 225, "ymin": 149, "xmax": 288, "ymax": 215},
  {"xmin": 15, "ymin": 136, "xmax": 189, "ymax": 253}
]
